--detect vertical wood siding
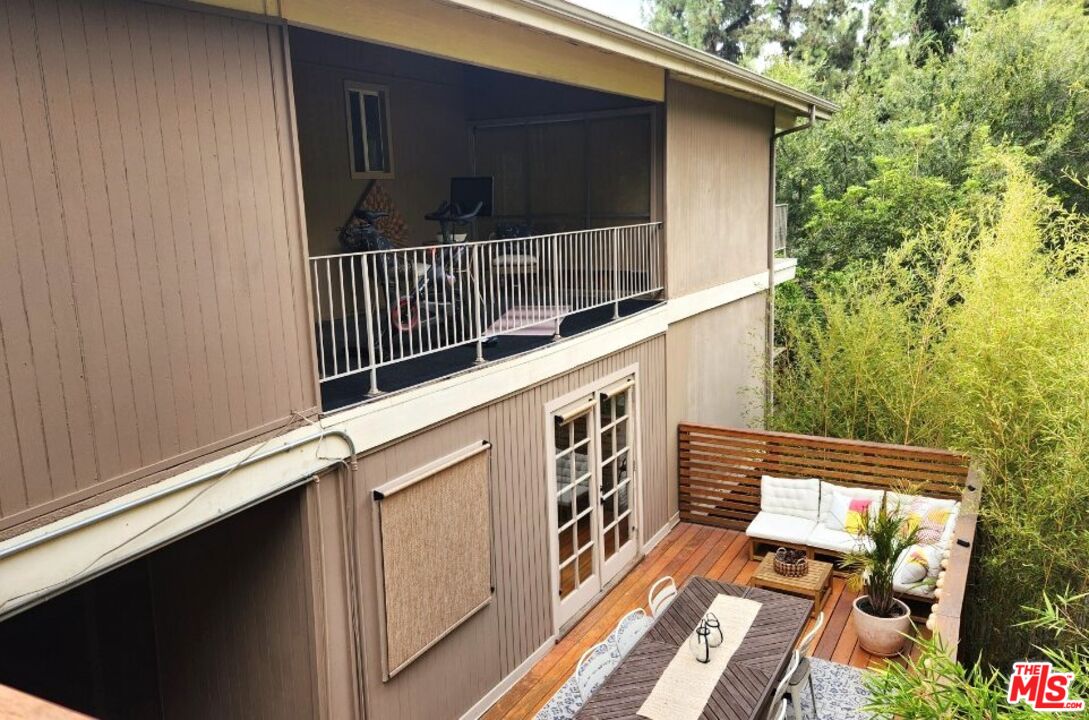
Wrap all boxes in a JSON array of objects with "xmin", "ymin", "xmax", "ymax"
[
  {"xmin": 349, "ymin": 337, "xmax": 667, "ymax": 719},
  {"xmin": 150, "ymin": 490, "xmax": 319, "ymax": 720},
  {"xmin": 0, "ymin": 0, "xmax": 316, "ymax": 531},
  {"xmin": 664, "ymin": 78, "xmax": 773, "ymax": 297},
  {"xmin": 665, "ymin": 295, "xmax": 767, "ymax": 513}
]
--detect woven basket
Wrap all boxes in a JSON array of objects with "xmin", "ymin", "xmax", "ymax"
[{"xmin": 773, "ymin": 547, "xmax": 809, "ymax": 577}]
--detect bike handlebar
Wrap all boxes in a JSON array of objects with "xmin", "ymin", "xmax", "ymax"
[{"xmin": 425, "ymin": 201, "xmax": 484, "ymax": 223}]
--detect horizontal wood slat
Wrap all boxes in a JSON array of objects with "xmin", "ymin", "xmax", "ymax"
[{"xmin": 678, "ymin": 424, "xmax": 970, "ymax": 531}]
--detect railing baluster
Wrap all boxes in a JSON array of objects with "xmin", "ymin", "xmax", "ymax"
[
  {"xmin": 612, "ymin": 227, "xmax": 620, "ymax": 319},
  {"xmin": 325, "ymin": 260, "xmax": 337, "ymax": 377},
  {"xmin": 350, "ymin": 257, "xmax": 361, "ymax": 372},
  {"xmin": 360, "ymin": 254, "xmax": 379, "ymax": 396},
  {"xmin": 551, "ymin": 234, "xmax": 561, "ymax": 340},
  {"xmin": 338, "ymin": 257, "xmax": 350, "ymax": 371},
  {"xmin": 313, "ymin": 261, "xmax": 326, "ymax": 380},
  {"xmin": 473, "ymin": 242, "xmax": 484, "ymax": 364}
]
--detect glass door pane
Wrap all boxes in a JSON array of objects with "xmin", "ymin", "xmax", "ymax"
[
  {"xmin": 599, "ymin": 384, "xmax": 637, "ymax": 582},
  {"xmin": 553, "ymin": 409, "xmax": 598, "ymax": 622}
]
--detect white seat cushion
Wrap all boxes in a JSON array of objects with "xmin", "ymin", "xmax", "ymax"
[
  {"xmin": 818, "ymin": 482, "xmax": 884, "ymax": 525},
  {"xmin": 745, "ymin": 511, "xmax": 817, "ymax": 545},
  {"xmin": 807, "ymin": 523, "xmax": 870, "ymax": 553},
  {"xmin": 760, "ymin": 476, "xmax": 821, "ymax": 521}
]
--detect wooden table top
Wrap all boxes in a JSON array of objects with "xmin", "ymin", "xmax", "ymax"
[
  {"xmin": 751, "ymin": 554, "xmax": 833, "ymax": 593},
  {"xmin": 575, "ymin": 577, "xmax": 812, "ymax": 720}
]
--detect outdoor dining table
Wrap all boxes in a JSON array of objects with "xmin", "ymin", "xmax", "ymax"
[{"xmin": 575, "ymin": 576, "xmax": 813, "ymax": 720}]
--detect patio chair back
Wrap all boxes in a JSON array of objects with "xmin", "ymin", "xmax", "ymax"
[
  {"xmin": 767, "ymin": 650, "xmax": 800, "ymax": 719},
  {"xmin": 647, "ymin": 576, "xmax": 677, "ymax": 617},
  {"xmin": 611, "ymin": 608, "xmax": 652, "ymax": 657},
  {"xmin": 575, "ymin": 641, "xmax": 617, "ymax": 702},
  {"xmin": 796, "ymin": 611, "xmax": 824, "ymax": 657}
]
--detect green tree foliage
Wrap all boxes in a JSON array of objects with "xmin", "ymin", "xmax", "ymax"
[
  {"xmin": 644, "ymin": 0, "xmax": 758, "ymax": 61},
  {"xmin": 771, "ymin": 0, "xmax": 1089, "ymax": 272},
  {"xmin": 770, "ymin": 161, "xmax": 1089, "ymax": 666},
  {"xmin": 801, "ymin": 158, "xmax": 954, "ymax": 270}
]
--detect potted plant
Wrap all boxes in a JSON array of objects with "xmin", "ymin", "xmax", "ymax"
[{"xmin": 842, "ymin": 500, "xmax": 920, "ymax": 656}]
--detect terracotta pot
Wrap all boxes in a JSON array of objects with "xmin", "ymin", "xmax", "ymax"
[{"xmin": 852, "ymin": 596, "xmax": 912, "ymax": 656}]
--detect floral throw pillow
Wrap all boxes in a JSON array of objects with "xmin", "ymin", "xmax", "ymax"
[{"xmin": 902, "ymin": 499, "xmax": 951, "ymax": 545}]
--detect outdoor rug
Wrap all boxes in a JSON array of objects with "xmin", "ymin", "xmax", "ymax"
[
  {"xmin": 486, "ymin": 305, "xmax": 568, "ymax": 336},
  {"xmin": 789, "ymin": 657, "xmax": 873, "ymax": 720}
]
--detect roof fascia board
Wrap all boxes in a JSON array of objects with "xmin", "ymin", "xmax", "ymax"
[{"xmin": 440, "ymin": 0, "xmax": 836, "ymax": 117}]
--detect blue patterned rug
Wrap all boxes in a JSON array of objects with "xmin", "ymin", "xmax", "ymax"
[{"xmin": 788, "ymin": 657, "xmax": 873, "ymax": 720}]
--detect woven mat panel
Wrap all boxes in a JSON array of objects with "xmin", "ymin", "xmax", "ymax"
[{"xmin": 378, "ymin": 450, "xmax": 491, "ymax": 674}]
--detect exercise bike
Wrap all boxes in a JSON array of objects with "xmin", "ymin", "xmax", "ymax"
[{"xmin": 387, "ymin": 200, "xmax": 497, "ymax": 354}]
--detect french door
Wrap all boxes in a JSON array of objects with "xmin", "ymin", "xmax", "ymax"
[{"xmin": 551, "ymin": 376, "xmax": 638, "ymax": 629}]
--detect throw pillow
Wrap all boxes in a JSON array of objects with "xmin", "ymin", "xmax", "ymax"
[
  {"xmin": 895, "ymin": 546, "xmax": 931, "ymax": 585},
  {"xmin": 902, "ymin": 499, "xmax": 951, "ymax": 545},
  {"xmin": 829, "ymin": 492, "xmax": 872, "ymax": 535}
]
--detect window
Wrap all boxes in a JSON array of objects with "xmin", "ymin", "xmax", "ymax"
[{"xmin": 345, "ymin": 82, "xmax": 392, "ymax": 178}]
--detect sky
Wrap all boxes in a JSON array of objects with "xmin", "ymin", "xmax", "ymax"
[{"xmin": 569, "ymin": 0, "xmax": 645, "ymax": 28}]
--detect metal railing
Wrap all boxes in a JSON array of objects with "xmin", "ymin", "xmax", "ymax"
[{"xmin": 310, "ymin": 222, "xmax": 663, "ymax": 394}]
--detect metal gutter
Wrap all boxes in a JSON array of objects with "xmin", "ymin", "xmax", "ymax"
[
  {"xmin": 765, "ymin": 104, "xmax": 817, "ymax": 414},
  {"xmin": 0, "ymin": 429, "xmax": 357, "ymax": 561}
]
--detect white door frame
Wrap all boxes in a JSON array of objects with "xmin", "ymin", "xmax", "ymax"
[{"xmin": 544, "ymin": 364, "xmax": 644, "ymax": 633}]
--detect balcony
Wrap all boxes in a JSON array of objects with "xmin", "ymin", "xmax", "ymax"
[{"xmin": 311, "ymin": 223, "xmax": 664, "ymax": 411}]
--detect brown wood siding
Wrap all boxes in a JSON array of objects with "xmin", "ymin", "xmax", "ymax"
[
  {"xmin": 349, "ymin": 337, "xmax": 667, "ymax": 719},
  {"xmin": 150, "ymin": 490, "xmax": 319, "ymax": 720},
  {"xmin": 0, "ymin": 0, "xmax": 316, "ymax": 531},
  {"xmin": 665, "ymin": 295, "xmax": 767, "ymax": 515},
  {"xmin": 664, "ymin": 78, "xmax": 772, "ymax": 297}
]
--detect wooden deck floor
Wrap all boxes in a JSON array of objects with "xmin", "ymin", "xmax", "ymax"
[{"xmin": 483, "ymin": 522, "xmax": 898, "ymax": 720}]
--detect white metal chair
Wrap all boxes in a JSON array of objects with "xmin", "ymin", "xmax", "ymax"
[
  {"xmin": 786, "ymin": 611, "xmax": 825, "ymax": 720},
  {"xmin": 767, "ymin": 650, "xmax": 801, "ymax": 720},
  {"xmin": 647, "ymin": 576, "xmax": 677, "ymax": 617},
  {"xmin": 609, "ymin": 608, "xmax": 653, "ymax": 658},
  {"xmin": 575, "ymin": 641, "xmax": 617, "ymax": 702},
  {"xmin": 534, "ymin": 675, "xmax": 583, "ymax": 720}
]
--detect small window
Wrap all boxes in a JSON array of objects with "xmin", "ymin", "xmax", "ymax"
[{"xmin": 345, "ymin": 82, "xmax": 393, "ymax": 178}]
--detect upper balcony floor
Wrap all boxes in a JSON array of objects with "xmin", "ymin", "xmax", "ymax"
[{"xmin": 0, "ymin": 0, "xmax": 789, "ymax": 537}]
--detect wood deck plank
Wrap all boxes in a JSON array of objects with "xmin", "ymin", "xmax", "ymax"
[{"xmin": 482, "ymin": 523, "xmax": 897, "ymax": 720}]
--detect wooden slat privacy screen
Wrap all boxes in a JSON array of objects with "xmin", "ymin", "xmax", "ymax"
[
  {"xmin": 373, "ymin": 443, "xmax": 493, "ymax": 678},
  {"xmin": 678, "ymin": 424, "xmax": 970, "ymax": 530}
]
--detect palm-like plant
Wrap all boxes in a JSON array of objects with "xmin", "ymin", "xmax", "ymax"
[{"xmin": 842, "ymin": 501, "xmax": 920, "ymax": 618}]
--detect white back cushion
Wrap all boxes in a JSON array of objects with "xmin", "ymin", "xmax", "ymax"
[
  {"xmin": 818, "ymin": 482, "xmax": 885, "ymax": 525},
  {"xmin": 938, "ymin": 503, "xmax": 961, "ymax": 549},
  {"xmin": 760, "ymin": 476, "xmax": 820, "ymax": 520}
]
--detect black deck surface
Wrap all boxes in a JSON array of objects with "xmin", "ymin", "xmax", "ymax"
[{"xmin": 320, "ymin": 299, "xmax": 660, "ymax": 412}]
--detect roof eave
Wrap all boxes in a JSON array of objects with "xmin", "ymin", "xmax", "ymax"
[{"xmin": 494, "ymin": 0, "xmax": 838, "ymax": 117}]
